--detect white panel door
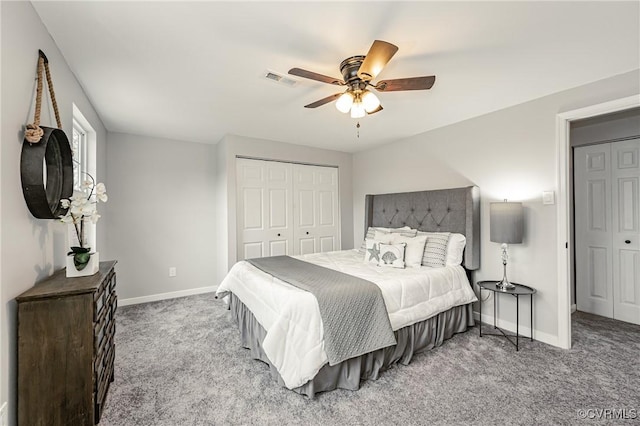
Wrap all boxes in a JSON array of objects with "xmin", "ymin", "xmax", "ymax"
[
  {"xmin": 292, "ymin": 164, "xmax": 340, "ymax": 255},
  {"xmin": 611, "ymin": 139, "xmax": 640, "ymax": 325},
  {"xmin": 236, "ymin": 159, "xmax": 292, "ymax": 260},
  {"xmin": 575, "ymin": 144, "xmax": 614, "ymax": 318}
]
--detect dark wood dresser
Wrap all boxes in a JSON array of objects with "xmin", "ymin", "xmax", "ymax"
[{"xmin": 17, "ymin": 260, "xmax": 117, "ymax": 425}]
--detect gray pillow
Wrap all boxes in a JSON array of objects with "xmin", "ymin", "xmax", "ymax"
[{"xmin": 417, "ymin": 231, "xmax": 451, "ymax": 268}]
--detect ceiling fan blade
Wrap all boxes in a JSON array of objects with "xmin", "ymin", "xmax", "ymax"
[
  {"xmin": 357, "ymin": 40, "xmax": 399, "ymax": 81},
  {"xmin": 367, "ymin": 105, "xmax": 383, "ymax": 115},
  {"xmin": 304, "ymin": 93, "xmax": 342, "ymax": 108},
  {"xmin": 289, "ymin": 68, "xmax": 344, "ymax": 85},
  {"xmin": 374, "ymin": 76, "xmax": 436, "ymax": 92}
]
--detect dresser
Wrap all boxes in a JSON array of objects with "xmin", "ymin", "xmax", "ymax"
[{"xmin": 17, "ymin": 260, "xmax": 117, "ymax": 425}]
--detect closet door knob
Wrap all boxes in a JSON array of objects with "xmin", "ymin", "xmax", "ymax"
[{"xmin": 625, "ymin": 240, "xmax": 631, "ymax": 244}]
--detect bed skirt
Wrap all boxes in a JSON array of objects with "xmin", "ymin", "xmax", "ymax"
[{"xmin": 228, "ymin": 293, "xmax": 475, "ymax": 398}]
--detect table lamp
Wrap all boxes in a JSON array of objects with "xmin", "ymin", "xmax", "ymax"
[{"xmin": 490, "ymin": 200, "xmax": 524, "ymax": 290}]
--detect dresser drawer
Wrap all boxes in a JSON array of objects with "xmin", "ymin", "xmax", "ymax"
[
  {"xmin": 94, "ymin": 343, "xmax": 115, "ymax": 424},
  {"xmin": 94, "ymin": 270, "xmax": 115, "ymax": 321},
  {"xmin": 94, "ymin": 322, "xmax": 115, "ymax": 390},
  {"xmin": 94, "ymin": 320, "xmax": 114, "ymax": 374}
]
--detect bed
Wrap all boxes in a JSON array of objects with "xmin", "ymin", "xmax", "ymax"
[{"xmin": 217, "ymin": 185, "xmax": 480, "ymax": 397}]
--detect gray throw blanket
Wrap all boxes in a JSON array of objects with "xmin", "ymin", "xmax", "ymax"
[{"xmin": 247, "ymin": 256, "xmax": 397, "ymax": 366}]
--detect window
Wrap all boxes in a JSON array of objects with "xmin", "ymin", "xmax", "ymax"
[
  {"xmin": 72, "ymin": 119, "xmax": 88, "ymax": 190},
  {"xmin": 71, "ymin": 104, "xmax": 98, "ymax": 249}
]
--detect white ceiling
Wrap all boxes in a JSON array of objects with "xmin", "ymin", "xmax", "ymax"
[{"xmin": 32, "ymin": 1, "xmax": 639, "ymax": 153}]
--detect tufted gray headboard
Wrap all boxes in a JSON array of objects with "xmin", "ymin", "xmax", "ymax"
[{"xmin": 364, "ymin": 186, "xmax": 480, "ymax": 270}]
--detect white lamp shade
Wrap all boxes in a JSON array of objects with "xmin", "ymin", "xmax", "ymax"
[
  {"xmin": 335, "ymin": 92, "xmax": 353, "ymax": 113},
  {"xmin": 490, "ymin": 202, "xmax": 524, "ymax": 244},
  {"xmin": 361, "ymin": 91, "xmax": 380, "ymax": 113},
  {"xmin": 350, "ymin": 102, "xmax": 365, "ymax": 118}
]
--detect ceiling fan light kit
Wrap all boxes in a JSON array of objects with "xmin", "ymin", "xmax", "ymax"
[
  {"xmin": 335, "ymin": 89, "xmax": 381, "ymax": 117},
  {"xmin": 289, "ymin": 40, "xmax": 436, "ymax": 119}
]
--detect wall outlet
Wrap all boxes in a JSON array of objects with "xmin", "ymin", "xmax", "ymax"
[
  {"xmin": 0, "ymin": 401, "xmax": 7, "ymax": 426},
  {"xmin": 169, "ymin": 267, "xmax": 177, "ymax": 277}
]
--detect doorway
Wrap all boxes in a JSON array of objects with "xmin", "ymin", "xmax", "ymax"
[{"xmin": 556, "ymin": 95, "xmax": 640, "ymax": 349}]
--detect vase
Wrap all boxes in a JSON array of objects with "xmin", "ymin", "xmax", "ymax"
[{"xmin": 66, "ymin": 249, "xmax": 99, "ymax": 277}]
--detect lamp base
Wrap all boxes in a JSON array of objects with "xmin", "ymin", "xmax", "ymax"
[{"xmin": 496, "ymin": 278, "xmax": 515, "ymax": 291}]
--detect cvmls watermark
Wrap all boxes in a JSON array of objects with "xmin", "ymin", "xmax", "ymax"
[{"xmin": 577, "ymin": 408, "xmax": 637, "ymax": 420}]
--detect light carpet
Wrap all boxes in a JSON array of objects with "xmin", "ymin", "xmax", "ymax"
[{"xmin": 100, "ymin": 294, "xmax": 640, "ymax": 425}]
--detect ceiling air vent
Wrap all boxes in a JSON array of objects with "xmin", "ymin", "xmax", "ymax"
[{"xmin": 264, "ymin": 70, "xmax": 297, "ymax": 87}]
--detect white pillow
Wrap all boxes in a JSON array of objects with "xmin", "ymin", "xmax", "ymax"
[
  {"xmin": 377, "ymin": 243, "xmax": 406, "ymax": 268},
  {"xmin": 446, "ymin": 233, "xmax": 467, "ymax": 266},
  {"xmin": 363, "ymin": 239, "xmax": 383, "ymax": 264},
  {"xmin": 390, "ymin": 233, "xmax": 428, "ymax": 268},
  {"xmin": 373, "ymin": 230, "xmax": 396, "ymax": 244},
  {"xmin": 359, "ymin": 226, "xmax": 416, "ymax": 253}
]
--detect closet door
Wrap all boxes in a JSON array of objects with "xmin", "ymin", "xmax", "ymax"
[
  {"xmin": 236, "ymin": 159, "xmax": 292, "ymax": 260},
  {"xmin": 575, "ymin": 139, "xmax": 640, "ymax": 326},
  {"xmin": 575, "ymin": 144, "xmax": 614, "ymax": 318},
  {"xmin": 611, "ymin": 139, "xmax": 640, "ymax": 325},
  {"xmin": 292, "ymin": 164, "xmax": 340, "ymax": 255}
]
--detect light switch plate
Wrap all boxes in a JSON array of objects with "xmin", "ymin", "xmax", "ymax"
[{"xmin": 542, "ymin": 191, "xmax": 555, "ymax": 205}]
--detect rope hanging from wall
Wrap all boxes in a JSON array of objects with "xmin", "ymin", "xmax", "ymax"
[
  {"xmin": 25, "ymin": 50, "xmax": 62, "ymax": 143},
  {"xmin": 21, "ymin": 49, "xmax": 73, "ymax": 219}
]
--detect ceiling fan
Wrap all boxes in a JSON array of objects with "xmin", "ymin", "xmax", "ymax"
[{"xmin": 289, "ymin": 40, "xmax": 436, "ymax": 118}]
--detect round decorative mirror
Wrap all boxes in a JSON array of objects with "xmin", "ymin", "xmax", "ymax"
[{"xmin": 21, "ymin": 126, "xmax": 74, "ymax": 219}]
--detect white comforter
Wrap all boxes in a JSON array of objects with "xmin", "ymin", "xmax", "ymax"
[{"xmin": 216, "ymin": 249, "xmax": 477, "ymax": 389}]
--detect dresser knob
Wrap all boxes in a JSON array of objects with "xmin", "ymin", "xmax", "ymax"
[
  {"xmin": 277, "ymin": 233, "xmax": 281, "ymax": 237},
  {"xmin": 625, "ymin": 240, "xmax": 631, "ymax": 244}
]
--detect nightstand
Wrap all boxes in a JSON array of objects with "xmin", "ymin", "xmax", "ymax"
[{"xmin": 477, "ymin": 280, "xmax": 536, "ymax": 351}]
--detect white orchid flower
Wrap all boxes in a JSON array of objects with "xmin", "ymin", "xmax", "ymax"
[
  {"xmin": 60, "ymin": 199, "xmax": 70, "ymax": 208},
  {"xmin": 95, "ymin": 183, "xmax": 108, "ymax": 202},
  {"xmin": 82, "ymin": 204, "xmax": 96, "ymax": 216},
  {"xmin": 89, "ymin": 211, "xmax": 101, "ymax": 224},
  {"xmin": 81, "ymin": 180, "xmax": 93, "ymax": 189}
]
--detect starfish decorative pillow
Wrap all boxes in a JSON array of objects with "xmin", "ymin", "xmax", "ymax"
[{"xmin": 363, "ymin": 239, "xmax": 383, "ymax": 264}]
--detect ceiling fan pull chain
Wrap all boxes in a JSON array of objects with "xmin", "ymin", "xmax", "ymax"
[{"xmin": 356, "ymin": 121, "xmax": 360, "ymax": 138}]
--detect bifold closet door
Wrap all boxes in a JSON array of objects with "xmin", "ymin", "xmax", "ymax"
[
  {"xmin": 575, "ymin": 143, "xmax": 614, "ymax": 318},
  {"xmin": 575, "ymin": 139, "xmax": 640, "ymax": 325},
  {"xmin": 611, "ymin": 139, "xmax": 640, "ymax": 325},
  {"xmin": 237, "ymin": 158, "xmax": 341, "ymax": 261},
  {"xmin": 236, "ymin": 158, "xmax": 293, "ymax": 260},
  {"xmin": 292, "ymin": 164, "xmax": 340, "ymax": 255}
]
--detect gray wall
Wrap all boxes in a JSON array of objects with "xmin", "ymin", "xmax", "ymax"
[
  {"xmin": 215, "ymin": 134, "xmax": 353, "ymax": 284},
  {"xmin": 105, "ymin": 133, "xmax": 217, "ymax": 301},
  {"xmin": 0, "ymin": 2, "xmax": 108, "ymax": 422},
  {"xmin": 352, "ymin": 70, "xmax": 639, "ymax": 347}
]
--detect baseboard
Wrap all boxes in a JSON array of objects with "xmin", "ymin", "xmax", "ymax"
[
  {"xmin": 119, "ymin": 286, "xmax": 217, "ymax": 307},
  {"xmin": 473, "ymin": 311, "xmax": 560, "ymax": 348},
  {"xmin": 571, "ymin": 304, "xmax": 577, "ymax": 313}
]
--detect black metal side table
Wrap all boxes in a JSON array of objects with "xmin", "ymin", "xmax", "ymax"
[{"xmin": 478, "ymin": 280, "xmax": 536, "ymax": 351}]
